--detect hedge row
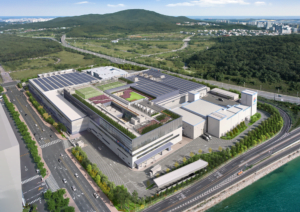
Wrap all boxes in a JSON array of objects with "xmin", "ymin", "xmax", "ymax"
[
  {"xmin": 25, "ymin": 91, "xmax": 67, "ymax": 132},
  {"xmin": 0, "ymin": 85, "xmax": 3, "ymax": 93},
  {"xmin": 162, "ymin": 109, "xmax": 181, "ymax": 119},
  {"xmin": 72, "ymin": 94, "xmax": 137, "ymax": 139},
  {"xmin": 2, "ymin": 94, "xmax": 47, "ymax": 177},
  {"xmin": 141, "ymin": 123, "xmax": 163, "ymax": 135}
]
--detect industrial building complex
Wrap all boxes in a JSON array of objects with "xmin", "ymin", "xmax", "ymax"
[{"xmin": 28, "ymin": 67, "xmax": 257, "ymax": 169}]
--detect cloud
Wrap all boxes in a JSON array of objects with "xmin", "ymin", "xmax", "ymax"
[
  {"xmin": 75, "ymin": 1, "xmax": 89, "ymax": 4},
  {"xmin": 167, "ymin": 2, "xmax": 194, "ymax": 6},
  {"xmin": 166, "ymin": 0, "xmax": 249, "ymax": 7},
  {"xmin": 107, "ymin": 4, "xmax": 125, "ymax": 7},
  {"xmin": 254, "ymin": 1, "xmax": 266, "ymax": 5}
]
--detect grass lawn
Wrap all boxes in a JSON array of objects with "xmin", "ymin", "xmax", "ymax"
[
  {"xmin": 75, "ymin": 87, "xmax": 102, "ymax": 99},
  {"xmin": 97, "ymin": 81, "xmax": 125, "ymax": 91},
  {"xmin": 6, "ymin": 50, "xmax": 99, "ymax": 80},
  {"xmin": 126, "ymin": 92, "xmax": 145, "ymax": 102}
]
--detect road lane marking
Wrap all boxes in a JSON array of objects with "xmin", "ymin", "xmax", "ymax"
[
  {"xmin": 20, "ymin": 153, "xmax": 29, "ymax": 157},
  {"xmin": 60, "ymin": 157, "xmax": 100, "ymax": 212}
]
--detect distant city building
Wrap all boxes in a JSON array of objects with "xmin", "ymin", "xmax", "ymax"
[
  {"xmin": 0, "ymin": 103, "xmax": 22, "ymax": 211},
  {"xmin": 111, "ymin": 39, "xmax": 119, "ymax": 43},
  {"xmin": 282, "ymin": 26, "xmax": 292, "ymax": 34},
  {"xmin": 266, "ymin": 22, "xmax": 274, "ymax": 30},
  {"xmin": 257, "ymin": 22, "xmax": 266, "ymax": 28}
]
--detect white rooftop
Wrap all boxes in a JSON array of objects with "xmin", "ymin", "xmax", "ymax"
[
  {"xmin": 43, "ymin": 90, "xmax": 86, "ymax": 122},
  {"xmin": 182, "ymin": 99, "xmax": 224, "ymax": 117},
  {"xmin": 84, "ymin": 66, "xmax": 128, "ymax": 80},
  {"xmin": 242, "ymin": 90, "xmax": 257, "ymax": 96},
  {"xmin": 211, "ymin": 88, "xmax": 239, "ymax": 99},
  {"xmin": 154, "ymin": 159, "xmax": 208, "ymax": 188},
  {"xmin": 172, "ymin": 107, "xmax": 204, "ymax": 126}
]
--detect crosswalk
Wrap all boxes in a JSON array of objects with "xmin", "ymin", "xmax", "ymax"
[
  {"xmin": 62, "ymin": 139, "xmax": 72, "ymax": 149},
  {"xmin": 45, "ymin": 174, "xmax": 60, "ymax": 192},
  {"xmin": 22, "ymin": 175, "xmax": 41, "ymax": 185},
  {"xmin": 40, "ymin": 139, "xmax": 61, "ymax": 149}
]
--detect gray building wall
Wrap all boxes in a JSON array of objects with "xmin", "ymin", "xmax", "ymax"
[{"xmin": 0, "ymin": 104, "xmax": 22, "ymax": 211}]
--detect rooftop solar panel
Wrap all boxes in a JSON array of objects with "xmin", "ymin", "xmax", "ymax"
[
  {"xmin": 43, "ymin": 78, "xmax": 60, "ymax": 89},
  {"xmin": 33, "ymin": 79, "xmax": 49, "ymax": 91},
  {"xmin": 47, "ymin": 77, "xmax": 64, "ymax": 88},
  {"xmin": 38, "ymin": 78, "xmax": 55, "ymax": 90},
  {"xmin": 56, "ymin": 75, "xmax": 74, "ymax": 86},
  {"xmin": 52, "ymin": 75, "xmax": 70, "ymax": 87}
]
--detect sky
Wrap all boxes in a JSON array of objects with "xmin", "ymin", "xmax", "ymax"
[{"xmin": 0, "ymin": 0, "xmax": 299, "ymax": 17}]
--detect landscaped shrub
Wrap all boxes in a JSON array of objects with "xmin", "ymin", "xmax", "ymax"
[
  {"xmin": 156, "ymin": 114, "xmax": 166, "ymax": 121},
  {"xmin": 141, "ymin": 123, "xmax": 163, "ymax": 135},
  {"xmin": 162, "ymin": 109, "xmax": 181, "ymax": 119},
  {"xmin": 44, "ymin": 189, "xmax": 74, "ymax": 212}
]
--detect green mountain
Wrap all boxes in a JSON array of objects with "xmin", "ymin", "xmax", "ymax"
[{"xmin": 7, "ymin": 9, "xmax": 194, "ymax": 37}]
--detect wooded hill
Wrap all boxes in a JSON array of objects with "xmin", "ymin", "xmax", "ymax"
[
  {"xmin": 3, "ymin": 9, "xmax": 193, "ymax": 37},
  {"xmin": 185, "ymin": 35, "xmax": 300, "ymax": 84},
  {"xmin": 0, "ymin": 35, "xmax": 62, "ymax": 62}
]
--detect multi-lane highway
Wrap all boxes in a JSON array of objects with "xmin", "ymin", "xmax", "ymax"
[
  {"xmin": 143, "ymin": 107, "xmax": 300, "ymax": 212},
  {"xmin": 4, "ymin": 85, "xmax": 110, "ymax": 212}
]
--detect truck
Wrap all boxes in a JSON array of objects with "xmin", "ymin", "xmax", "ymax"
[{"xmin": 237, "ymin": 171, "xmax": 243, "ymax": 176}]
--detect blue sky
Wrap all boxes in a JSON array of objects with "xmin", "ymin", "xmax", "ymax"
[{"xmin": 0, "ymin": 0, "xmax": 299, "ymax": 16}]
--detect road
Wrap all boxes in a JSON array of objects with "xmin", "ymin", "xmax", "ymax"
[
  {"xmin": 4, "ymin": 85, "xmax": 110, "ymax": 212},
  {"xmin": 143, "ymin": 107, "xmax": 300, "ymax": 212}
]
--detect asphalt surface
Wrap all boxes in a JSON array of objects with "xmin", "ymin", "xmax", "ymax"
[
  {"xmin": 0, "ymin": 65, "xmax": 13, "ymax": 83},
  {"xmin": 4, "ymin": 85, "xmax": 110, "ymax": 212},
  {"xmin": 143, "ymin": 107, "xmax": 300, "ymax": 212}
]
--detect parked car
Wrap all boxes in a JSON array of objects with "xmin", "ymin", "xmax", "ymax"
[
  {"xmin": 93, "ymin": 193, "xmax": 99, "ymax": 198},
  {"xmin": 204, "ymin": 133, "xmax": 212, "ymax": 139},
  {"xmin": 63, "ymin": 179, "xmax": 67, "ymax": 184},
  {"xmin": 36, "ymin": 169, "xmax": 40, "ymax": 173},
  {"xmin": 58, "ymin": 159, "xmax": 61, "ymax": 163},
  {"xmin": 218, "ymin": 98, "xmax": 224, "ymax": 102},
  {"xmin": 71, "ymin": 186, "xmax": 76, "ymax": 191},
  {"xmin": 202, "ymin": 135, "xmax": 209, "ymax": 141}
]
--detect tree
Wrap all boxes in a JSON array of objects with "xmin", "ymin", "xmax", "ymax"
[
  {"xmin": 146, "ymin": 180, "xmax": 151, "ymax": 187},
  {"xmin": 47, "ymin": 199, "xmax": 56, "ymax": 211},
  {"xmin": 182, "ymin": 157, "xmax": 187, "ymax": 163},
  {"xmin": 95, "ymin": 175, "xmax": 101, "ymax": 184},
  {"xmin": 132, "ymin": 190, "xmax": 139, "ymax": 204},
  {"xmin": 87, "ymin": 164, "xmax": 92, "ymax": 173},
  {"xmin": 218, "ymin": 146, "xmax": 223, "ymax": 151},
  {"xmin": 208, "ymin": 147, "xmax": 212, "ymax": 153},
  {"xmin": 198, "ymin": 149, "xmax": 203, "ymax": 154},
  {"xmin": 113, "ymin": 185, "xmax": 130, "ymax": 209},
  {"xmin": 166, "ymin": 168, "xmax": 170, "ymax": 173},
  {"xmin": 174, "ymin": 162, "xmax": 179, "ymax": 168},
  {"xmin": 190, "ymin": 152, "xmax": 194, "ymax": 157},
  {"xmin": 44, "ymin": 190, "xmax": 52, "ymax": 200}
]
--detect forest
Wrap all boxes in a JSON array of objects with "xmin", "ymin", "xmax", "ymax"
[
  {"xmin": 0, "ymin": 34, "xmax": 62, "ymax": 62},
  {"xmin": 185, "ymin": 35, "xmax": 300, "ymax": 86}
]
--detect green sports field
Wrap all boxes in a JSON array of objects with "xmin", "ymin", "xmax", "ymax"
[
  {"xmin": 97, "ymin": 81, "xmax": 126, "ymax": 91},
  {"xmin": 75, "ymin": 87, "xmax": 102, "ymax": 99},
  {"xmin": 126, "ymin": 92, "xmax": 145, "ymax": 102}
]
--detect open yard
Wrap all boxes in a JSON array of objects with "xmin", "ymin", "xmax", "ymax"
[
  {"xmin": 97, "ymin": 81, "xmax": 126, "ymax": 91},
  {"xmin": 4, "ymin": 50, "xmax": 101, "ymax": 80},
  {"xmin": 125, "ymin": 92, "xmax": 145, "ymax": 102}
]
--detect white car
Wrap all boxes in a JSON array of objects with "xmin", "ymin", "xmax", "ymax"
[
  {"xmin": 71, "ymin": 186, "xmax": 76, "ymax": 191},
  {"xmin": 63, "ymin": 179, "xmax": 67, "ymax": 183},
  {"xmin": 93, "ymin": 193, "xmax": 99, "ymax": 198},
  {"xmin": 74, "ymin": 173, "xmax": 79, "ymax": 178}
]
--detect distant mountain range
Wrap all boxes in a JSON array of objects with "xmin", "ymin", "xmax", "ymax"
[{"xmin": 3, "ymin": 10, "xmax": 194, "ymax": 37}]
